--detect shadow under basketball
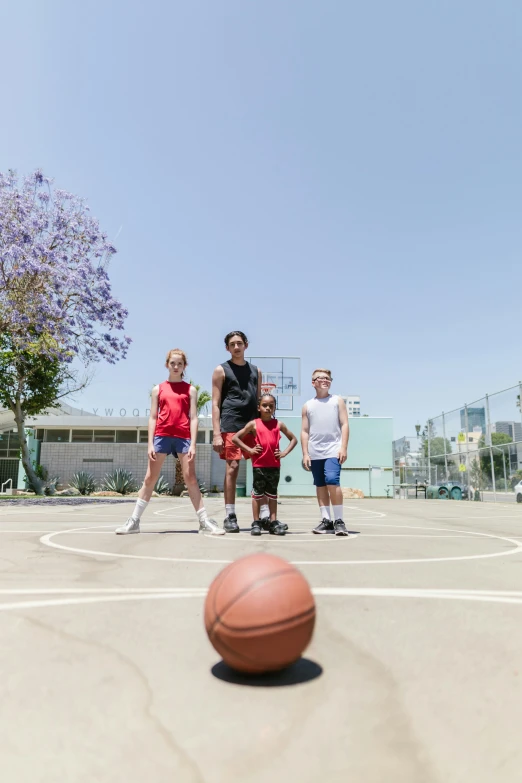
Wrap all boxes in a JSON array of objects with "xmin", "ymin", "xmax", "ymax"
[{"xmin": 211, "ymin": 657, "xmax": 322, "ymax": 687}]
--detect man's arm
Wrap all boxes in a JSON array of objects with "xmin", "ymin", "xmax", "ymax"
[
  {"xmin": 257, "ymin": 367, "xmax": 263, "ymax": 400},
  {"xmin": 300, "ymin": 403, "xmax": 311, "ymax": 470},
  {"xmin": 231, "ymin": 421, "xmax": 261, "ymax": 457},
  {"xmin": 275, "ymin": 422, "xmax": 297, "ymax": 459},
  {"xmin": 148, "ymin": 386, "xmax": 159, "ymax": 461},
  {"xmin": 188, "ymin": 385, "xmax": 198, "ymax": 461},
  {"xmin": 212, "ymin": 366, "xmax": 225, "ymax": 453},
  {"xmin": 338, "ymin": 396, "xmax": 349, "ymax": 465}
]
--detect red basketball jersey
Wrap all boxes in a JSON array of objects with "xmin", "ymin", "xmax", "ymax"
[
  {"xmin": 252, "ymin": 418, "xmax": 281, "ymax": 468},
  {"xmin": 154, "ymin": 381, "xmax": 191, "ymax": 438}
]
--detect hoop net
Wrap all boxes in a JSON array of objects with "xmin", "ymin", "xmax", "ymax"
[{"xmin": 260, "ymin": 382, "xmax": 277, "ymax": 396}]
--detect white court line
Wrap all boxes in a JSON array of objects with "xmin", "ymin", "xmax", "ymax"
[
  {"xmin": 39, "ymin": 524, "xmax": 522, "ymax": 566},
  {"xmin": 5, "ymin": 586, "xmax": 522, "ymax": 612}
]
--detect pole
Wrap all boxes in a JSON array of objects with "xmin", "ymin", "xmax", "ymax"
[
  {"xmin": 369, "ymin": 465, "xmax": 372, "ymax": 498},
  {"xmin": 427, "ymin": 420, "xmax": 432, "ymax": 485},
  {"xmin": 503, "ymin": 448, "xmax": 507, "ymax": 493},
  {"xmin": 485, "ymin": 393, "xmax": 496, "ymax": 501},
  {"xmin": 442, "ymin": 412, "xmax": 448, "ymax": 480},
  {"xmin": 465, "ymin": 404, "xmax": 471, "ymax": 500}
]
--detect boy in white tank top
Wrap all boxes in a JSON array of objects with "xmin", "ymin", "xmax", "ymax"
[{"xmin": 301, "ymin": 368, "xmax": 350, "ymax": 535}]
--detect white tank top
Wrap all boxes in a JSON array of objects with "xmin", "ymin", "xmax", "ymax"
[{"xmin": 305, "ymin": 395, "xmax": 342, "ymax": 460}]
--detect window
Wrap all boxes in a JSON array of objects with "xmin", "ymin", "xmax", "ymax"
[
  {"xmin": 71, "ymin": 430, "xmax": 94, "ymax": 443},
  {"xmin": 35, "ymin": 430, "xmax": 44, "ymax": 441},
  {"xmin": 116, "ymin": 430, "xmax": 137, "ymax": 443},
  {"xmin": 93, "ymin": 430, "xmax": 115, "ymax": 443},
  {"xmin": 139, "ymin": 431, "xmax": 149, "ymax": 444},
  {"xmin": 45, "ymin": 430, "xmax": 70, "ymax": 443},
  {"xmin": 196, "ymin": 431, "xmax": 206, "ymax": 444},
  {"xmin": 9, "ymin": 431, "xmax": 20, "ymax": 446}
]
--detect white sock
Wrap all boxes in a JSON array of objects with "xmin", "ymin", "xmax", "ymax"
[
  {"xmin": 260, "ymin": 504, "xmax": 269, "ymax": 519},
  {"xmin": 225, "ymin": 504, "xmax": 236, "ymax": 517},
  {"xmin": 197, "ymin": 508, "xmax": 208, "ymax": 524},
  {"xmin": 132, "ymin": 498, "xmax": 148, "ymax": 522},
  {"xmin": 320, "ymin": 505, "xmax": 331, "ymax": 521},
  {"xmin": 333, "ymin": 504, "xmax": 343, "ymax": 521}
]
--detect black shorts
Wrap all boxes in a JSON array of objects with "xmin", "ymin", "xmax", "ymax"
[{"xmin": 252, "ymin": 467, "xmax": 280, "ymax": 500}]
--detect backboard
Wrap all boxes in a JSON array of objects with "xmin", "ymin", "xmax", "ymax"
[{"xmin": 246, "ymin": 356, "xmax": 301, "ymax": 412}]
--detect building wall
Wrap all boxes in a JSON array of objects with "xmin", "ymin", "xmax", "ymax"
[
  {"xmin": 40, "ymin": 443, "xmax": 213, "ymax": 489},
  {"xmin": 246, "ymin": 416, "xmax": 393, "ymax": 497}
]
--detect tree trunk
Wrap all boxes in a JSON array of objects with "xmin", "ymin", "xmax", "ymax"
[
  {"xmin": 175, "ymin": 458, "xmax": 183, "ymax": 485},
  {"xmin": 13, "ymin": 399, "xmax": 44, "ymax": 495}
]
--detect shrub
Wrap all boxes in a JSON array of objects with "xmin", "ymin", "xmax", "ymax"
[
  {"xmin": 70, "ymin": 471, "xmax": 98, "ymax": 496},
  {"xmin": 101, "ymin": 469, "xmax": 138, "ymax": 495},
  {"xmin": 154, "ymin": 476, "xmax": 171, "ymax": 495}
]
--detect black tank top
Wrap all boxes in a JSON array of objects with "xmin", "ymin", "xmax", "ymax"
[{"xmin": 220, "ymin": 360, "xmax": 259, "ymax": 432}]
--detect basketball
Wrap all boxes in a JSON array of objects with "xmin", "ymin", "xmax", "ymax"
[{"xmin": 204, "ymin": 553, "xmax": 316, "ymax": 674}]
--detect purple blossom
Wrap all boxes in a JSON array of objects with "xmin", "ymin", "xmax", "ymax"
[{"xmin": 0, "ymin": 169, "xmax": 131, "ymax": 365}]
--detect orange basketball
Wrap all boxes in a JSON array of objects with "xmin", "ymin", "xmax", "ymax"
[{"xmin": 204, "ymin": 553, "xmax": 316, "ymax": 674}]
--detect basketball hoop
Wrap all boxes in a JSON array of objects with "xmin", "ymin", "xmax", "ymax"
[{"xmin": 260, "ymin": 382, "xmax": 277, "ymax": 397}]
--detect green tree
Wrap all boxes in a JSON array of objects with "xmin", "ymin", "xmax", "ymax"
[
  {"xmin": 190, "ymin": 381, "xmax": 211, "ymax": 416},
  {"xmin": 478, "ymin": 432, "xmax": 513, "ymax": 484},
  {"xmin": 422, "ymin": 436, "xmax": 451, "ymax": 459},
  {"xmin": 0, "ymin": 334, "xmax": 87, "ymax": 493}
]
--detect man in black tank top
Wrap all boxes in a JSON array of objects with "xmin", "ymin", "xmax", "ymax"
[{"xmin": 212, "ymin": 331, "xmax": 262, "ymax": 532}]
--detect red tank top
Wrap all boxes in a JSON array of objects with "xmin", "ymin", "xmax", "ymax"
[
  {"xmin": 252, "ymin": 418, "xmax": 281, "ymax": 468},
  {"xmin": 154, "ymin": 381, "xmax": 191, "ymax": 439}
]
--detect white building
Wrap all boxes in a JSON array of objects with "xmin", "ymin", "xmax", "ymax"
[
  {"xmin": 341, "ymin": 395, "xmax": 361, "ymax": 417},
  {"xmin": 0, "ymin": 406, "xmax": 240, "ymax": 492}
]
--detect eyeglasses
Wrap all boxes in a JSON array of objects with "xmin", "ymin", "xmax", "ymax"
[{"xmin": 313, "ymin": 377, "xmax": 332, "ymax": 382}]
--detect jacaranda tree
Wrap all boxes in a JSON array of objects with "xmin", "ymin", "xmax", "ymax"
[{"xmin": 0, "ymin": 170, "xmax": 131, "ymax": 493}]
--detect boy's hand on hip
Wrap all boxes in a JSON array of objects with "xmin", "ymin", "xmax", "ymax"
[
  {"xmin": 250, "ymin": 444, "xmax": 263, "ymax": 456},
  {"xmin": 303, "ymin": 454, "xmax": 311, "ymax": 471},
  {"xmin": 338, "ymin": 448, "xmax": 347, "ymax": 465}
]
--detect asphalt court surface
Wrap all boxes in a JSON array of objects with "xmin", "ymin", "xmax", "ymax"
[{"xmin": 2, "ymin": 497, "xmax": 522, "ymax": 782}]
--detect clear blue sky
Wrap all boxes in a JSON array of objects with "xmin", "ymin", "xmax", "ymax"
[{"xmin": 2, "ymin": 0, "xmax": 521, "ymax": 436}]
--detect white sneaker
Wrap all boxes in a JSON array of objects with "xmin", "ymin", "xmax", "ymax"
[
  {"xmin": 199, "ymin": 517, "xmax": 226, "ymax": 536},
  {"xmin": 115, "ymin": 517, "xmax": 140, "ymax": 535}
]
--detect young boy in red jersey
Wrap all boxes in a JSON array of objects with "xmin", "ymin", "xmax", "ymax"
[
  {"xmin": 115, "ymin": 348, "xmax": 225, "ymax": 536},
  {"xmin": 232, "ymin": 394, "xmax": 297, "ymax": 536}
]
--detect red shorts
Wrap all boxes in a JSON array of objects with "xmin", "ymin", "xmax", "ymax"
[{"xmin": 219, "ymin": 432, "xmax": 256, "ymax": 461}]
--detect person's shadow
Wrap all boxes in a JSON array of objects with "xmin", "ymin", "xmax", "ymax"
[{"xmin": 211, "ymin": 657, "xmax": 322, "ymax": 687}]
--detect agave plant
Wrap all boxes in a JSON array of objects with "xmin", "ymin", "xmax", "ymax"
[
  {"xmin": 70, "ymin": 471, "xmax": 98, "ymax": 496},
  {"xmin": 154, "ymin": 476, "xmax": 171, "ymax": 495},
  {"xmin": 101, "ymin": 469, "xmax": 138, "ymax": 495}
]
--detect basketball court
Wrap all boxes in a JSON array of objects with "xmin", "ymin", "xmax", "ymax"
[{"xmin": 2, "ymin": 497, "xmax": 522, "ymax": 782}]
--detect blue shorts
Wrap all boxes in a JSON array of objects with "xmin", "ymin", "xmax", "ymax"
[
  {"xmin": 153, "ymin": 436, "xmax": 191, "ymax": 457},
  {"xmin": 310, "ymin": 458, "xmax": 341, "ymax": 487}
]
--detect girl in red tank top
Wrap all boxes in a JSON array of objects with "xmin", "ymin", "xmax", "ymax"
[
  {"xmin": 115, "ymin": 348, "xmax": 225, "ymax": 537},
  {"xmin": 232, "ymin": 394, "xmax": 297, "ymax": 536}
]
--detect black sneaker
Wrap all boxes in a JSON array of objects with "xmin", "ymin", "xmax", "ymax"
[
  {"xmin": 333, "ymin": 519, "xmax": 349, "ymax": 537},
  {"xmin": 269, "ymin": 520, "xmax": 286, "ymax": 536},
  {"xmin": 251, "ymin": 520, "xmax": 262, "ymax": 536},
  {"xmin": 262, "ymin": 516, "xmax": 288, "ymax": 532},
  {"xmin": 313, "ymin": 518, "xmax": 334, "ymax": 534},
  {"xmin": 224, "ymin": 513, "xmax": 240, "ymax": 533}
]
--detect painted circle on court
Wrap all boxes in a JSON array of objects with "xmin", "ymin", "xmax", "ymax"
[{"xmin": 39, "ymin": 523, "xmax": 522, "ymax": 566}]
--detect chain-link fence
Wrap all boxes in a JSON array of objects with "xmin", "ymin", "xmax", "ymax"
[{"xmin": 417, "ymin": 383, "xmax": 522, "ymax": 502}]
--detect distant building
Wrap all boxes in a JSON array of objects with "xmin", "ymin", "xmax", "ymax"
[
  {"xmin": 460, "ymin": 407, "xmax": 486, "ymax": 434},
  {"xmin": 341, "ymin": 395, "xmax": 361, "ymax": 417},
  {"xmin": 492, "ymin": 421, "xmax": 522, "ymax": 442}
]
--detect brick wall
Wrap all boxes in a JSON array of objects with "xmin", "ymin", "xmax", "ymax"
[{"xmin": 40, "ymin": 443, "xmax": 214, "ymax": 490}]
